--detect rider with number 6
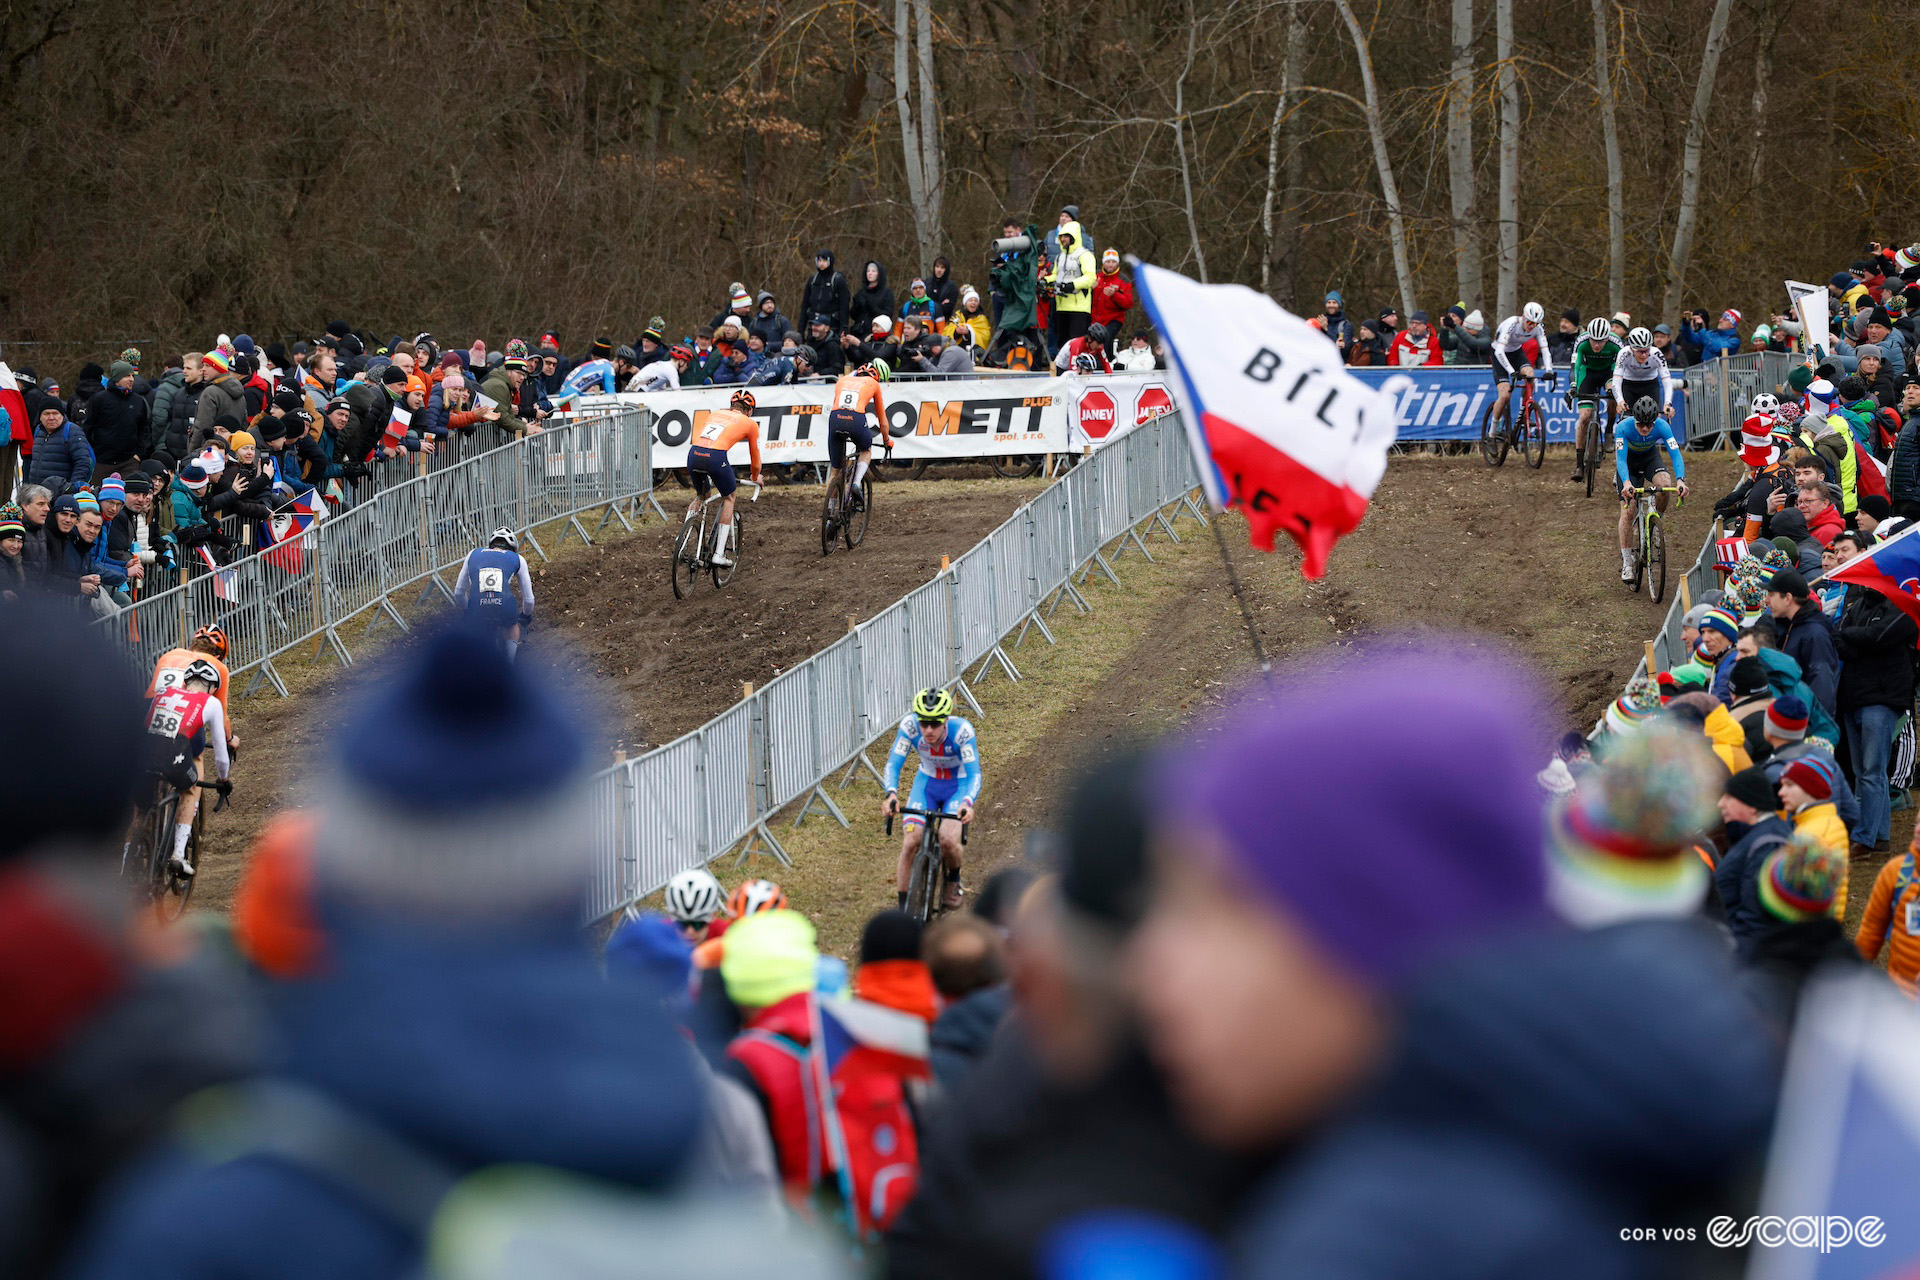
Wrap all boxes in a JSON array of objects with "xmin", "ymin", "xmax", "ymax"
[
  {"xmin": 687, "ymin": 389, "xmax": 763, "ymax": 567},
  {"xmin": 882, "ymin": 687, "xmax": 981, "ymax": 912},
  {"xmin": 454, "ymin": 528, "xmax": 535, "ymax": 659},
  {"xmin": 1489, "ymin": 301, "xmax": 1552, "ymax": 437},
  {"xmin": 1616, "ymin": 396, "xmax": 1689, "ymax": 581},
  {"xmin": 828, "ymin": 360, "xmax": 890, "ymax": 508}
]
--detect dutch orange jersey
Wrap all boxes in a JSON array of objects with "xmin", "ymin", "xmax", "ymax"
[
  {"xmin": 692, "ymin": 409, "xmax": 762, "ymax": 472},
  {"xmin": 831, "ymin": 374, "xmax": 886, "ymax": 422},
  {"xmin": 149, "ymin": 648, "xmax": 231, "ymax": 712}
]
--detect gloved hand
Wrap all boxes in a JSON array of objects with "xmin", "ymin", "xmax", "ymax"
[
  {"xmin": 340, "ymin": 462, "xmax": 370, "ymax": 481},
  {"xmin": 517, "ymin": 612, "xmax": 533, "ymax": 630}
]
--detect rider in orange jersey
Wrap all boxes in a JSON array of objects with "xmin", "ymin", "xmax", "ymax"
[
  {"xmin": 687, "ymin": 389, "xmax": 763, "ymax": 567},
  {"xmin": 828, "ymin": 358, "xmax": 891, "ymax": 508}
]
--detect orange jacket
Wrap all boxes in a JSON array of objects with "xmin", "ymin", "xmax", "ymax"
[{"xmin": 1855, "ymin": 853, "xmax": 1920, "ymax": 995}]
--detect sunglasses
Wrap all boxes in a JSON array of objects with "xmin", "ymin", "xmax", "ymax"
[{"xmin": 917, "ymin": 718, "xmax": 947, "ymax": 729}]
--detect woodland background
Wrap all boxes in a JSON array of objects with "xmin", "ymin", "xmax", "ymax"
[{"xmin": 2, "ymin": 0, "xmax": 1917, "ymax": 370}]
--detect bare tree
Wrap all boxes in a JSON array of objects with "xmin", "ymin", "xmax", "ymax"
[
  {"xmin": 1174, "ymin": 0, "xmax": 1210, "ymax": 281},
  {"xmin": 1261, "ymin": 0, "xmax": 1305, "ymax": 298},
  {"xmin": 893, "ymin": 0, "xmax": 944, "ymax": 274},
  {"xmin": 1495, "ymin": 0, "xmax": 1519, "ymax": 319},
  {"xmin": 1331, "ymin": 0, "xmax": 1416, "ymax": 316},
  {"xmin": 1747, "ymin": 0, "xmax": 1778, "ymax": 186},
  {"xmin": 1592, "ymin": 0, "xmax": 1624, "ymax": 313},
  {"xmin": 1447, "ymin": 0, "xmax": 1482, "ymax": 310},
  {"xmin": 1663, "ymin": 0, "xmax": 1736, "ymax": 322}
]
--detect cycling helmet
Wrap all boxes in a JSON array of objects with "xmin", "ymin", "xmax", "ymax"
[
  {"xmin": 1631, "ymin": 396, "xmax": 1662, "ymax": 423},
  {"xmin": 664, "ymin": 868, "xmax": 727, "ymax": 924},
  {"xmin": 913, "ymin": 687, "xmax": 955, "ymax": 722},
  {"xmin": 614, "ymin": 344, "xmax": 637, "ymax": 363},
  {"xmin": 182, "ymin": 658, "xmax": 222, "ymax": 687},
  {"xmin": 729, "ymin": 389, "xmax": 756, "ymax": 413},
  {"xmin": 1626, "ymin": 326, "xmax": 1653, "ymax": 349},
  {"xmin": 1073, "ymin": 353, "xmax": 1099, "ymax": 374},
  {"xmin": 489, "ymin": 527, "xmax": 516, "ymax": 549},
  {"xmin": 727, "ymin": 878, "xmax": 788, "ymax": 919},
  {"xmin": 868, "ymin": 358, "xmax": 891, "ymax": 383},
  {"xmin": 1522, "ymin": 301, "xmax": 1544, "ymax": 324},
  {"xmin": 669, "ymin": 344, "xmax": 693, "ymax": 361},
  {"xmin": 1751, "ymin": 392, "xmax": 1780, "ymax": 416},
  {"xmin": 192, "ymin": 625, "xmax": 228, "ymax": 658},
  {"xmin": 1584, "ymin": 318, "xmax": 1611, "ymax": 342},
  {"xmin": 1086, "ymin": 322, "xmax": 1110, "ymax": 344}
]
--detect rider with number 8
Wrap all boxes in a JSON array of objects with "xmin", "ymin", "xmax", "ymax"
[
  {"xmin": 454, "ymin": 528, "xmax": 535, "ymax": 659},
  {"xmin": 1616, "ymin": 396, "xmax": 1689, "ymax": 581},
  {"xmin": 1569, "ymin": 317, "xmax": 1622, "ymax": 483},
  {"xmin": 882, "ymin": 687, "xmax": 981, "ymax": 912},
  {"xmin": 1489, "ymin": 301, "xmax": 1552, "ymax": 437},
  {"xmin": 828, "ymin": 360, "xmax": 889, "ymax": 508},
  {"xmin": 687, "ymin": 389, "xmax": 763, "ymax": 567}
]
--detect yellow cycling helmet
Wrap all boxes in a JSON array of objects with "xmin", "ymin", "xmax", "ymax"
[{"xmin": 912, "ymin": 687, "xmax": 954, "ymax": 721}]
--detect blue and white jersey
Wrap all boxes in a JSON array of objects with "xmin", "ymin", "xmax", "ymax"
[
  {"xmin": 559, "ymin": 358, "xmax": 616, "ymax": 398},
  {"xmin": 883, "ymin": 714, "xmax": 981, "ymax": 803},
  {"xmin": 1615, "ymin": 419, "xmax": 1685, "ymax": 485}
]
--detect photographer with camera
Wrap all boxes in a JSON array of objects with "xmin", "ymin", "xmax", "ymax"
[
  {"xmin": 1045, "ymin": 224, "xmax": 1096, "ymax": 353},
  {"xmin": 986, "ymin": 220, "xmax": 1049, "ymax": 369}
]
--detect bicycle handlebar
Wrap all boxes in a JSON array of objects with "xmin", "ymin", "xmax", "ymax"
[{"xmin": 885, "ymin": 805, "xmax": 971, "ymax": 843}]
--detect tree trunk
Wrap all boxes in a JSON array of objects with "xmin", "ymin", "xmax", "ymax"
[
  {"xmin": 1274, "ymin": 0, "xmax": 1309, "ymax": 306},
  {"xmin": 1332, "ymin": 0, "xmax": 1416, "ymax": 317},
  {"xmin": 892, "ymin": 0, "xmax": 943, "ymax": 274},
  {"xmin": 1447, "ymin": 0, "xmax": 1481, "ymax": 311},
  {"xmin": 1260, "ymin": 3, "xmax": 1296, "ymax": 297},
  {"xmin": 1592, "ymin": 0, "xmax": 1624, "ymax": 314},
  {"xmin": 1174, "ymin": 0, "xmax": 1209, "ymax": 281},
  {"xmin": 1495, "ymin": 0, "xmax": 1518, "ymax": 321},
  {"xmin": 1748, "ymin": 0, "xmax": 1774, "ymax": 186},
  {"xmin": 1662, "ymin": 0, "xmax": 1736, "ymax": 322}
]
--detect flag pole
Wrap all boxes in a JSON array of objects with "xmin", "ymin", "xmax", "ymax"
[{"xmin": 1208, "ymin": 513, "xmax": 1272, "ymax": 674}]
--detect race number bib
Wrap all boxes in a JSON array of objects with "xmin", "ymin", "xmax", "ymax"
[
  {"xmin": 837, "ymin": 386, "xmax": 862, "ymax": 410},
  {"xmin": 146, "ymin": 700, "xmax": 185, "ymax": 737},
  {"xmin": 152, "ymin": 667, "xmax": 185, "ymax": 694},
  {"xmin": 477, "ymin": 567, "xmax": 505, "ymax": 595},
  {"xmin": 698, "ymin": 419, "xmax": 728, "ymax": 443},
  {"xmin": 1905, "ymin": 899, "xmax": 1920, "ymax": 937}
]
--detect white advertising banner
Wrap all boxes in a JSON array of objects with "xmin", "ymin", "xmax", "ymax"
[
  {"xmin": 1786, "ymin": 279, "xmax": 1830, "ymax": 357},
  {"xmin": 579, "ymin": 372, "xmax": 1177, "ymax": 468}
]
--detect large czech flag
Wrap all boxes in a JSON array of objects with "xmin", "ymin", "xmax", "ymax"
[
  {"xmin": 1132, "ymin": 263, "xmax": 1404, "ymax": 578},
  {"xmin": 0, "ymin": 363, "xmax": 31, "ymax": 450},
  {"xmin": 1827, "ymin": 519, "xmax": 1920, "ymax": 628}
]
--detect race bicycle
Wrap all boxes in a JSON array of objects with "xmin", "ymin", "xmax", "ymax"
[
  {"xmin": 1581, "ymin": 398, "xmax": 1619, "ymax": 499},
  {"xmin": 1481, "ymin": 371, "xmax": 1551, "ymax": 470},
  {"xmin": 821, "ymin": 460, "xmax": 874, "ymax": 555},
  {"xmin": 670, "ymin": 481, "xmax": 760, "ymax": 599},
  {"xmin": 886, "ymin": 805, "xmax": 968, "ymax": 925},
  {"xmin": 1624, "ymin": 484, "xmax": 1681, "ymax": 603},
  {"xmin": 124, "ymin": 772, "xmax": 229, "ymax": 921}
]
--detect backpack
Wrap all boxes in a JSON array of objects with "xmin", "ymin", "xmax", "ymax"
[{"xmin": 1004, "ymin": 342, "xmax": 1036, "ymax": 372}]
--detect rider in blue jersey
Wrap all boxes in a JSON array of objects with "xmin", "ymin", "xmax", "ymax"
[
  {"xmin": 882, "ymin": 687, "xmax": 981, "ymax": 911},
  {"xmin": 453, "ymin": 527, "xmax": 535, "ymax": 658},
  {"xmin": 558, "ymin": 351, "xmax": 618, "ymax": 399},
  {"xmin": 1615, "ymin": 396, "xmax": 1690, "ymax": 581}
]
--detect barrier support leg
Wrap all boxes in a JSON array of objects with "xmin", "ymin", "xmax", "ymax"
[
  {"xmin": 971, "ymin": 643, "xmax": 1022, "ymax": 687},
  {"xmin": 1044, "ymin": 579, "xmax": 1091, "ymax": 618},
  {"xmin": 593, "ymin": 502, "xmax": 631, "ymax": 537},
  {"xmin": 791, "ymin": 783, "xmax": 850, "ymax": 830},
  {"xmin": 523, "ymin": 528, "xmax": 550, "ymax": 564},
  {"xmin": 1014, "ymin": 609, "xmax": 1058, "ymax": 648},
  {"xmin": 645, "ymin": 492, "xmax": 669, "ymax": 523},
  {"xmin": 313, "ymin": 626, "xmax": 353, "ymax": 668},
  {"xmin": 730, "ymin": 821, "xmax": 793, "ymax": 869},
  {"xmin": 953, "ymin": 680, "xmax": 986, "ymax": 720},
  {"xmin": 1181, "ymin": 493, "xmax": 1211, "ymax": 526},
  {"xmin": 839, "ymin": 750, "xmax": 890, "ymax": 792},
  {"xmin": 1113, "ymin": 521, "xmax": 1155, "ymax": 564},
  {"xmin": 239, "ymin": 657, "xmax": 291, "ymax": 700},
  {"xmin": 1155, "ymin": 507, "xmax": 1182, "ymax": 543},
  {"xmin": 1078, "ymin": 549, "xmax": 1122, "ymax": 589},
  {"xmin": 363, "ymin": 596, "xmax": 411, "ymax": 642}
]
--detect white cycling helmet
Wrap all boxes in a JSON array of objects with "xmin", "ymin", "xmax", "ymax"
[
  {"xmin": 1584, "ymin": 318, "xmax": 1611, "ymax": 342},
  {"xmin": 1522, "ymin": 301, "xmax": 1544, "ymax": 325},
  {"xmin": 664, "ymin": 868, "xmax": 727, "ymax": 925},
  {"xmin": 1751, "ymin": 392, "xmax": 1780, "ymax": 416},
  {"xmin": 183, "ymin": 658, "xmax": 222, "ymax": 687},
  {"xmin": 489, "ymin": 527, "xmax": 517, "ymax": 549},
  {"xmin": 1626, "ymin": 326, "xmax": 1653, "ymax": 349}
]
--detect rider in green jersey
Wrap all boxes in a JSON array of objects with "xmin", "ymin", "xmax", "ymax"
[{"xmin": 1569, "ymin": 318, "xmax": 1623, "ymax": 484}]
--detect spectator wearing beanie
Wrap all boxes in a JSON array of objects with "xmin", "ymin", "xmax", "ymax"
[
  {"xmin": 1694, "ymin": 606, "xmax": 1740, "ymax": 704},
  {"xmin": 1725, "ymin": 657, "xmax": 1775, "ymax": 760},
  {"xmin": 853, "ymin": 909, "xmax": 938, "ymax": 1024},
  {"xmin": 1740, "ymin": 837, "xmax": 1858, "ymax": 1030},
  {"xmin": 1758, "ymin": 694, "xmax": 1860, "ymax": 830},
  {"xmin": 0, "ymin": 505, "xmax": 28, "ymax": 601},
  {"xmin": 82, "ymin": 360, "xmax": 150, "ymax": 485},
  {"xmin": 922, "ymin": 914, "xmax": 1010, "ymax": 1090},
  {"xmin": 1665, "ymin": 690, "xmax": 1752, "ymax": 774},
  {"xmin": 1715, "ymin": 766, "xmax": 1793, "ymax": 951},
  {"xmin": 1776, "ymin": 756, "xmax": 1849, "ymax": 918},
  {"xmin": 1833, "ymin": 551, "xmax": 1918, "ymax": 857},
  {"xmin": 1853, "ymin": 833, "xmax": 1920, "ymax": 995},
  {"xmin": 1764, "ymin": 570, "xmax": 1839, "ymax": 714}
]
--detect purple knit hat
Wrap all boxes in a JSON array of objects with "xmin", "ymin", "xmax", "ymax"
[{"xmin": 1153, "ymin": 640, "xmax": 1551, "ymax": 989}]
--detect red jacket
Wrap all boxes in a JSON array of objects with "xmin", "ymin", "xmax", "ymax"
[
  {"xmin": 1804, "ymin": 501, "xmax": 1846, "ymax": 546},
  {"xmin": 1090, "ymin": 269, "xmax": 1136, "ymax": 332},
  {"xmin": 727, "ymin": 992, "xmax": 822, "ymax": 1198},
  {"xmin": 1388, "ymin": 330, "xmax": 1443, "ymax": 367}
]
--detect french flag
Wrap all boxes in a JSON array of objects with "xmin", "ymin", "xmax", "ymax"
[
  {"xmin": 1132, "ymin": 261, "xmax": 1404, "ymax": 578},
  {"xmin": 1827, "ymin": 519, "xmax": 1920, "ymax": 627}
]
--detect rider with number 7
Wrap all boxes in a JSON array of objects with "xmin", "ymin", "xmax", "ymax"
[
  {"xmin": 882, "ymin": 687, "xmax": 981, "ymax": 912},
  {"xmin": 1616, "ymin": 396, "xmax": 1689, "ymax": 582}
]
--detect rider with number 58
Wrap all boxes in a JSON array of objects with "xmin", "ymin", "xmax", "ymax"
[
  {"xmin": 454, "ymin": 528, "xmax": 535, "ymax": 659},
  {"xmin": 1616, "ymin": 396, "xmax": 1689, "ymax": 581}
]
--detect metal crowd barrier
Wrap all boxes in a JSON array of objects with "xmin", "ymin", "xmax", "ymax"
[
  {"xmin": 97, "ymin": 406, "xmax": 657, "ymax": 697},
  {"xmin": 1593, "ymin": 522, "xmax": 1722, "ymax": 739},
  {"xmin": 585, "ymin": 410, "xmax": 1205, "ymax": 921},
  {"xmin": 1682, "ymin": 351, "xmax": 1798, "ymax": 444}
]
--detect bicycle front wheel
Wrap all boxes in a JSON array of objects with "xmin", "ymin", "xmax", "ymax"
[
  {"xmin": 1648, "ymin": 514, "xmax": 1668, "ymax": 604},
  {"xmin": 1523, "ymin": 401, "xmax": 1546, "ymax": 469},
  {"xmin": 711, "ymin": 513, "xmax": 743, "ymax": 589},
  {"xmin": 671, "ymin": 515, "xmax": 702, "ymax": 600},
  {"xmin": 846, "ymin": 474, "xmax": 872, "ymax": 548}
]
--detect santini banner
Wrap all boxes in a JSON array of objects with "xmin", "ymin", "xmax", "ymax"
[{"xmin": 1133, "ymin": 262, "xmax": 1405, "ymax": 577}]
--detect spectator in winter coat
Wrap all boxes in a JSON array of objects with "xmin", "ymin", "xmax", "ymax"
[
  {"xmin": 1387, "ymin": 311, "xmax": 1444, "ymax": 366},
  {"xmin": 1089, "ymin": 250, "xmax": 1136, "ymax": 343},
  {"xmin": 1715, "ymin": 767, "xmax": 1794, "ymax": 955},
  {"xmin": 0, "ymin": 506, "xmax": 27, "ymax": 601},
  {"xmin": 926, "ymin": 256, "xmax": 960, "ymax": 324},
  {"xmin": 747, "ymin": 292, "xmax": 790, "ymax": 350},
  {"xmin": 1113, "ymin": 331, "xmax": 1159, "ymax": 372},
  {"xmin": 1854, "ymin": 837, "xmax": 1920, "ymax": 994},
  {"xmin": 923, "ymin": 915, "xmax": 1009, "ymax": 1091},
  {"xmin": 1766, "ymin": 571, "xmax": 1840, "ymax": 715},
  {"xmin": 1347, "ymin": 318, "xmax": 1387, "ymax": 366},
  {"xmin": 82, "ymin": 361, "xmax": 150, "ymax": 485},
  {"xmin": 905, "ymin": 331, "xmax": 973, "ymax": 375},
  {"xmin": 478, "ymin": 361, "xmax": 536, "ymax": 441},
  {"xmin": 1794, "ymin": 480, "xmax": 1846, "ymax": 545},
  {"xmin": 1046, "ymin": 226, "xmax": 1096, "ymax": 350},
  {"xmin": 849, "ymin": 261, "xmax": 897, "ymax": 338},
  {"xmin": 15, "ymin": 485, "xmax": 53, "ymax": 582},
  {"xmin": 192, "ymin": 352, "xmax": 249, "ymax": 438},
  {"xmin": 66, "ymin": 363, "xmax": 105, "ymax": 426},
  {"xmin": 900, "ymin": 278, "xmax": 940, "ymax": 325},
  {"xmin": 1834, "ymin": 571, "xmax": 1917, "ymax": 854},
  {"xmin": 952, "ymin": 287, "xmax": 991, "ymax": 350},
  {"xmin": 148, "ymin": 357, "xmax": 194, "ymax": 452},
  {"xmin": 1674, "ymin": 310, "xmax": 1710, "ymax": 366},
  {"xmin": 710, "ymin": 344, "xmax": 763, "ymax": 386},
  {"xmin": 1852, "ymin": 345, "xmax": 1901, "ymax": 409},
  {"xmin": 1547, "ymin": 309, "xmax": 1581, "ymax": 368},
  {"xmin": 1890, "ymin": 384, "xmax": 1920, "ymax": 517},
  {"xmin": 1452, "ymin": 308, "xmax": 1493, "ymax": 364},
  {"xmin": 801, "ymin": 250, "xmax": 851, "ymax": 336},
  {"xmin": 1700, "ymin": 309, "xmax": 1743, "ymax": 360},
  {"xmin": 27, "ymin": 404, "xmax": 95, "ymax": 498}
]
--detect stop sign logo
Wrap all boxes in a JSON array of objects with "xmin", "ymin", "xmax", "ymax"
[
  {"xmin": 1079, "ymin": 387, "xmax": 1117, "ymax": 440},
  {"xmin": 1135, "ymin": 384, "xmax": 1173, "ymax": 425}
]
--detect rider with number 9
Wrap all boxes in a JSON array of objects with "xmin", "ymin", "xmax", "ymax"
[
  {"xmin": 1616, "ymin": 395, "xmax": 1689, "ymax": 581},
  {"xmin": 881, "ymin": 687, "xmax": 981, "ymax": 911},
  {"xmin": 454, "ymin": 528, "xmax": 535, "ymax": 659}
]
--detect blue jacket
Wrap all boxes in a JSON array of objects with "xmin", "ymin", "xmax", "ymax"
[
  {"xmin": 26, "ymin": 420, "xmax": 94, "ymax": 496},
  {"xmin": 1235, "ymin": 921, "xmax": 1778, "ymax": 1280},
  {"xmin": 1776, "ymin": 605, "xmax": 1841, "ymax": 715},
  {"xmin": 710, "ymin": 353, "xmax": 763, "ymax": 386},
  {"xmin": 70, "ymin": 912, "xmax": 704, "ymax": 1280},
  {"xmin": 1699, "ymin": 328, "xmax": 1742, "ymax": 361},
  {"xmin": 929, "ymin": 984, "xmax": 1011, "ymax": 1092},
  {"xmin": 1713, "ymin": 814, "xmax": 1794, "ymax": 956},
  {"xmin": 67, "ymin": 531, "xmax": 127, "ymax": 589}
]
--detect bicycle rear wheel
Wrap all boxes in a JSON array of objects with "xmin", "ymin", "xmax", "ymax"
[
  {"xmin": 820, "ymin": 479, "xmax": 840, "ymax": 557},
  {"xmin": 670, "ymin": 515, "xmax": 702, "ymax": 600},
  {"xmin": 711, "ymin": 513, "xmax": 743, "ymax": 589},
  {"xmin": 846, "ymin": 474, "xmax": 872, "ymax": 548},
  {"xmin": 991, "ymin": 455, "xmax": 1043, "ymax": 479},
  {"xmin": 1648, "ymin": 514, "xmax": 1668, "ymax": 603},
  {"xmin": 1479, "ymin": 401, "xmax": 1508, "ymax": 468},
  {"xmin": 1523, "ymin": 401, "xmax": 1546, "ymax": 469}
]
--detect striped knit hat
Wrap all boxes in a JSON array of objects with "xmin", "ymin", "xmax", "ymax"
[
  {"xmin": 202, "ymin": 350, "xmax": 231, "ymax": 375},
  {"xmin": 1766, "ymin": 696, "xmax": 1809, "ymax": 741},
  {"xmin": 1757, "ymin": 836, "xmax": 1844, "ymax": 922},
  {"xmin": 0, "ymin": 504, "xmax": 22, "ymax": 540},
  {"xmin": 1604, "ymin": 675, "xmax": 1662, "ymax": 737},
  {"xmin": 1729, "ymin": 574, "xmax": 1768, "ymax": 624},
  {"xmin": 1697, "ymin": 606, "xmax": 1740, "ymax": 644},
  {"xmin": 1547, "ymin": 722, "xmax": 1719, "ymax": 927},
  {"xmin": 1781, "ymin": 756, "xmax": 1836, "ymax": 802}
]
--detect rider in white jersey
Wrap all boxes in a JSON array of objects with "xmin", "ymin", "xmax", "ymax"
[{"xmin": 1488, "ymin": 302, "xmax": 1552, "ymax": 437}]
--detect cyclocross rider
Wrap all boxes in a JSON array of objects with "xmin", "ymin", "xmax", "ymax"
[
  {"xmin": 1489, "ymin": 301, "xmax": 1552, "ymax": 438},
  {"xmin": 138, "ymin": 659, "xmax": 232, "ymax": 877},
  {"xmin": 453, "ymin": 527, "xmax": 535, "ymax": 659},
  {"xmin": 1569, "ymin": 317, "xmax": 1622, "ymax": 484},
  {"xmin": 828, "ymin": 359, "xmax": 890, "ymax": 510},
  {"xmin": 149, "ymin": 625, "xmax": 236, "ymax": 754},
  {"xmin": 1610, "ymin": 327, "xmax": 1675, "ymax": 427},
  {"xmin": 661, "ymin": 866, "xmax": 729, "ymax": 944},
  {"xmin": 882, "ymin": 687, "xmax": 981, "ymax": 911},
  {"xmin": 1616, "ymin": 395, "xmax": 1689, "ymax": 582},
  {"xmin": 687, "ymin": 389, "xmax": 763, "ymax": 568}
]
